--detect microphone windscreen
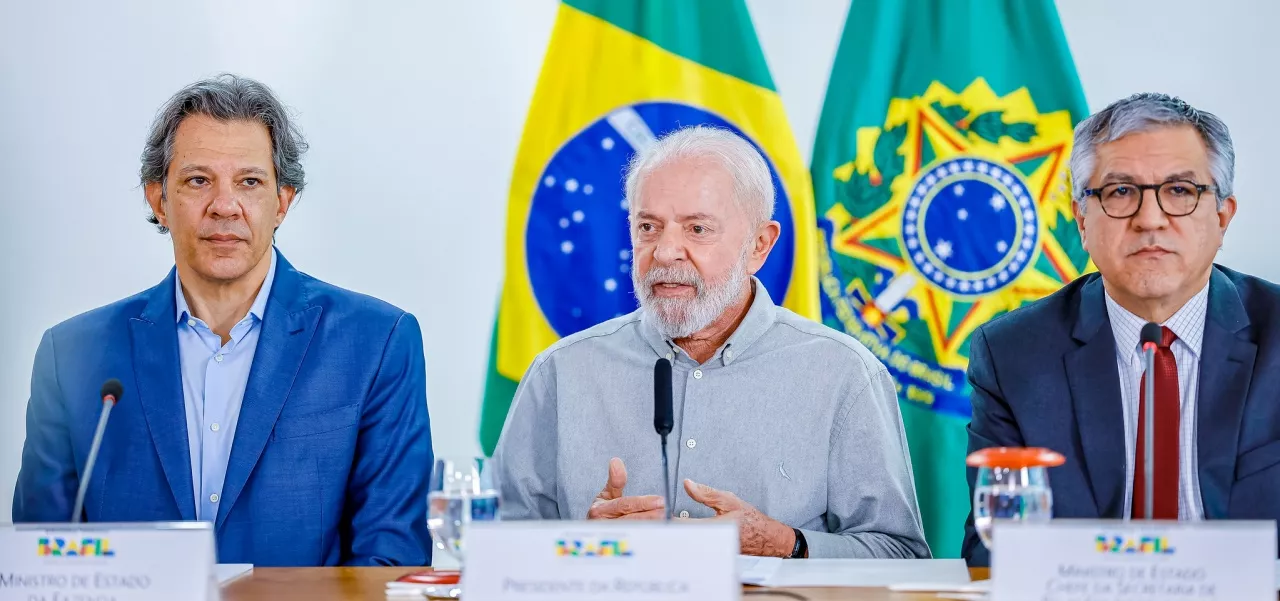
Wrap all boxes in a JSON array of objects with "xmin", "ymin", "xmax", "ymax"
[
  {"xmin": 653, "ymin": 358, "xmax": 673, "ymax": 436},
  {"xmin": 100, "ymin": 378, "xmax": 124, "ymax": 402},
  {"xmin": 1140, "ymin": 322, "xmax": 1162, "ymax": 348}
]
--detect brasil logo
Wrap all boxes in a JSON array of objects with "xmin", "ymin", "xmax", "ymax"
[
  {"xmin": 1096, "ymin": 534, "xmax": 1176, "ymax": 555},
  {"xmin": 818, "ymin": 79, "xmax": 1092, "ymax": 418},
  {"xmin": 556, "ymin": 537, "xmax": 634, "ymax": 557},
  {"xmin": 37, "ymin": 537, "xmax": 114, "ymax": 557}
]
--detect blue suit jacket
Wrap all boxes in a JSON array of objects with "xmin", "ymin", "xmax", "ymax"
[
  {"xmin": 14, "ymin": 251, "xmax": 433, "ymax": 567},
  {"xmin": 962, "ymin": 265, "xmax": 1280, "ymax": 566}
]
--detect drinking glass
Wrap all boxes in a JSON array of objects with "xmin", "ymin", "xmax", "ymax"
[
  {"xmin": 425, "ymin": 456, "xmax": 500, "ymax": 598},
  {"xmin": 967, "ymin": 447, "xmax": 1064, "ymax": 552}
]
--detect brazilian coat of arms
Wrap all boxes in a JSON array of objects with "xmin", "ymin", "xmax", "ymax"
[{"xmin": 818, "ymin": 79, "xmax": 1093, "ymax": 418}]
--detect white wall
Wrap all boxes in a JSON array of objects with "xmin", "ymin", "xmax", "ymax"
[{"xmin": 2, "ymin": 0, "xmax": 1278, "ymax": 520}]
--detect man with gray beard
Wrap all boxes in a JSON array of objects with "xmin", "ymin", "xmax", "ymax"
[{"xmin": 493, "ymin": 126, "xmax": 929, "ymax": 559}]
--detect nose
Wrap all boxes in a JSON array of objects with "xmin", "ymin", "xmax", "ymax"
[
  {"xmin": 207, "ymin": 180, "xmax": 242, "ymax": 218},
  {"xmin": 652, "ymin": 224, "xmax": 687, "ymax": 264},
  {"xmin": 1130, "ymin": 187, "xmax": 1170, "ymax": 231}
]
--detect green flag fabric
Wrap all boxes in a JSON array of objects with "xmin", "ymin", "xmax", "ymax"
[{"xmin": 810, "ymin": 0, "xmax": 1092, "ymax": 557}]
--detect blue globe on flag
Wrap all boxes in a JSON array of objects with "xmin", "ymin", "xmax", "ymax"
[{"xmin": 524, "ymin": 101, "xmax": 797, "ymax": 337}]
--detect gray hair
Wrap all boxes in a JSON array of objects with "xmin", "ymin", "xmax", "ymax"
[
  {"xmin": 1070, "ymin": 92, "xmax": 1234, "ymax": 212},
  {"xmin": 624, "ymin": 125, "xmax": 774, "ymax": 229},
  {"xmin": 140, "ymin": 74, "xmax": 309, "ymax": 233}
]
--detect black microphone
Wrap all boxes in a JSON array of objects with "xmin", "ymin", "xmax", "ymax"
[
  {"xmin": 72, "ymin": 379, "xmax": 123, "ymax": 522},
  {"xmin": 654, "ymin": 358, "xmax": 673, "ymax": 437},
  {"xmin": 1139, "ymin": 323, "xmax": 1161, "ymax": 521},
  {"xmin": 653, "ymin": 358, "xmax": 673, "ymax": 520}
]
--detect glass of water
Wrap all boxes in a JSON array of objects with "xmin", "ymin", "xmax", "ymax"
[
  {"xmin": 426, "ymin": 457, "xmax": 500, "ymax": 596},
  {"xmin": 967, "ymin": 447, "xmax": 1064, "ymax": 552}
]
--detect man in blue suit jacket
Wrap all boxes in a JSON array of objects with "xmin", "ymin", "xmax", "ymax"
[
  {"xmin": 964, "ymin": 93, "xmax": 1280, "ymax": 566},
  {"xmin": 13, "ymin": 75, "xmax": 433, "ymax": 567}
]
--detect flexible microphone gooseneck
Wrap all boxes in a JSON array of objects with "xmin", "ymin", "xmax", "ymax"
[
  {"xmin": 1139, "ymin": 322, "xmax": 1162, "ymax": 521},
  {"xmin": 653, "ymin": 357, "xmax": 674, "ymax": 521},
  {"xmin": 72, "ymin": 379, "xmax": 123, "ymax": 522}
]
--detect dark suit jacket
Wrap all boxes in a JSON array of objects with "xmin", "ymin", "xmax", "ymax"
[
  {"xmin": 14, "ymin": 251, "xmax": 433, "ymax": 567},
  {"xmin": 963, "ymin": 265, "xmax": 1280, "ymax": 566}
]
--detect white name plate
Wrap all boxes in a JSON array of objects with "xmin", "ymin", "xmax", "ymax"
[
  {"xmin": 0, "ymin": 522, "xmax": 219, "ymax": 601},
  {"xmin": 992, "ymin": 519, "xmax": 1277, "ymax": 601},
  {"xmin": 462, "ymin": 520, "xmax": 739, "ymax": 601}
]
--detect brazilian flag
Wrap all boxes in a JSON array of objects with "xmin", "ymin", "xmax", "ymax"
[
  {"xmin": 810, "ymin": 0, "xmax": 1093, "ymax": 556},
  {"xmin": 480, "ymin": 0, "xmax": 819, "ymax": 455}
]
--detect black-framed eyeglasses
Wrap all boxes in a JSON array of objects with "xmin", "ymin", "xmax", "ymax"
[{"xmin": 1081, "ymin": 180, "xmax": 1217, "ymax": 218}]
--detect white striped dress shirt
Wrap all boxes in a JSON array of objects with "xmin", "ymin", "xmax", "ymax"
[{"xmin": 1104, "ymin": 283, "xmax": 1209, "ymax": 520}]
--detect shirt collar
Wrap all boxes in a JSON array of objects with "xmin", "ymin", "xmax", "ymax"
[
  {"xmin": 175, "ymin": 248, "xmax": 278, "ymax": 324},
  {"xmin": 1103, "ymin": 280, "xmax": 1209, "ymax": 357},
  {"xmin": 638, "ymin": 276, "xmax": 777, "ymax": 366}
]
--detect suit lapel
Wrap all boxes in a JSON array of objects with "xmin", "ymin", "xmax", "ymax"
[
  {"xmin": 128, "ymin": 270, "xmax": 197, "ymax": 521},
  {"xmin": 1196, "ymin": 268, "xmax": 1255, "ymax": 519},
  {"xmin": 216, "ymin": 253, "xmax": 321, "ymax": 531},
  {"xmin": 1065, "ymin": 276, "xmax": 1127, "ymax": 518}
]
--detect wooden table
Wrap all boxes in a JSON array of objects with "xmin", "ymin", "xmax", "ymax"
[{"xmin": 223, "ymin": 567, "xmax": 991, "ymax": 600}]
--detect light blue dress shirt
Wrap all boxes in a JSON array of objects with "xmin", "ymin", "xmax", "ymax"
[
  {"xmin": 175, "ymin": 251, "xmax": 276, "ymax": 522},
  {"xmin": 494, "ymin": 278, "xmax": 929, "ymax": 558}
]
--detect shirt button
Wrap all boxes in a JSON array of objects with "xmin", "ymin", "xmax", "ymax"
[
  {"xmin": 725, "ymin": 350, "xmax": 733, "ymax": 359},
  {"xmin": 209, "ymin": 493, "xmax": 220, "ymax": 504},
  {"xmin": 215, "ymin": 354, "xmax": 224, "ymax": 363},
  {"xmin": 187, "ymin": 319, "xmax": 196, "ymax": 328},
  {"xmin": 665, "ymin": 353, "xmax": 673, "ymax": 360},
  {"xmin": 693, "ymin": 369, "xmax": 703, "ymax": 379},
  {"xmin": 679, "ymin": 510, "xmax": 690, "ymax": 518},
  {"xmin": 686, "ymin": 438, "xmax": 696, "ymax": 449},
  {"xmin": 210, "ymin": 423, "xmax": 220, "ymax": 432}
]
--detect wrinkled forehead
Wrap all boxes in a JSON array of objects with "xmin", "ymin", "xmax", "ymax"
[
  {"xmin": 1092, "ymin": 125, "xmax": 1213, "ymax": 183},
  {"xmin": 630, "ymin": 157, "xmax": 742, "ymax": 221},
  {"xmin": 168, "ymin": 116, "xmax": 275, "ymax": 169}
]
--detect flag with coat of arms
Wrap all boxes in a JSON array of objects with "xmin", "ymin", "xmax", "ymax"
[{"xmin": 810, "ymin": 0, "xmax": 1095, "ymax": 557}]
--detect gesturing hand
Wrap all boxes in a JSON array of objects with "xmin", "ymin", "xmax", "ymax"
[
  {"xmin": 684, "ymin": 479, "xmax": 797, "ymax": 557},
  {"xmin": 586, "ymin": 457, "xmax": 666, "ymax": 520}
]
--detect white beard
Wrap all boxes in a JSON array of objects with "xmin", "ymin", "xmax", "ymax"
[{"xmin": 632, "ymin": 244, "xmax": 751, "ymax": 339}]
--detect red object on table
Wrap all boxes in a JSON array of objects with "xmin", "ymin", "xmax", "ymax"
[{"xmin": 393, "ymin": 569, "xmax": 460, "ymax": 585}]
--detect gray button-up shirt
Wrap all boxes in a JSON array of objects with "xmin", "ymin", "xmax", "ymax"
[{"xmin": 493, "ymin": 279, "xmax": 930, "ymax": 559}]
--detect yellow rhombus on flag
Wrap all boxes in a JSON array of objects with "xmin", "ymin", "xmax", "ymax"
[{"xmin": 479, "ymin": 0, "xmax": 819, "ymax": 455}]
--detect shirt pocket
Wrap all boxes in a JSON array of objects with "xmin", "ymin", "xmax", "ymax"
[
  {"xmin": 271, "ymin": 402, "xmax": 360, "ymax": 441},
  {"xmin": 1235, "ymin": 438, "xmax": 1280, "ymax": 481}
]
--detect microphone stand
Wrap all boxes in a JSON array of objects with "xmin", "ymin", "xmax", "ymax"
[
  {"xmin": 73, "ymin": 394, "xmax": 117, "ymax": 522},
  {"xmin": 661, "ymin": 434, "xmax": 672, "ymax": 522},
  {"xmin": 1142, "ymin": 343, "xmax": 1155, "ymax": 522},
  {"xmin": 653, "ymin": 357, "xmax": 674, "ymax": 522}
]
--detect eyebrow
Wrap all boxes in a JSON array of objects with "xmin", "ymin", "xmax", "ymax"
[
  {"xmin": 175, "ymin": 164, "xmax": 208, "ymax": 177},
  {"xmin": 678, "ymin": 212, "xmax": 718, "ymax": 222},
  {"xmin": 173, "ymin": 165, "xmax": 271, "ymax": 178},
  {"xmin": 1161, "ymin": 170, "xmax": 1200, "ymax": 183},
  {"xmin": 634, "ymin": 210, "xmax": 719, "ymax": 222},
  {"xmin": 237, "ymin": 167, "xmax": 271, "ymax": 178},
  {"xmin": 1099, "ymin": 170, "xmax": 1203, "ymax": 184}
]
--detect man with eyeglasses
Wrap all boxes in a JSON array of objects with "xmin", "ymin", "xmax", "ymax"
[{"xmin": 961, "ymin": 93, "xmax": 1280, "ymax": 566}]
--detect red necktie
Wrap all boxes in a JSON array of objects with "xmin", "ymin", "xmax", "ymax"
[{"xmin": 1132, "ymin": 326, "xmax": 1179, "ymax": 519}]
